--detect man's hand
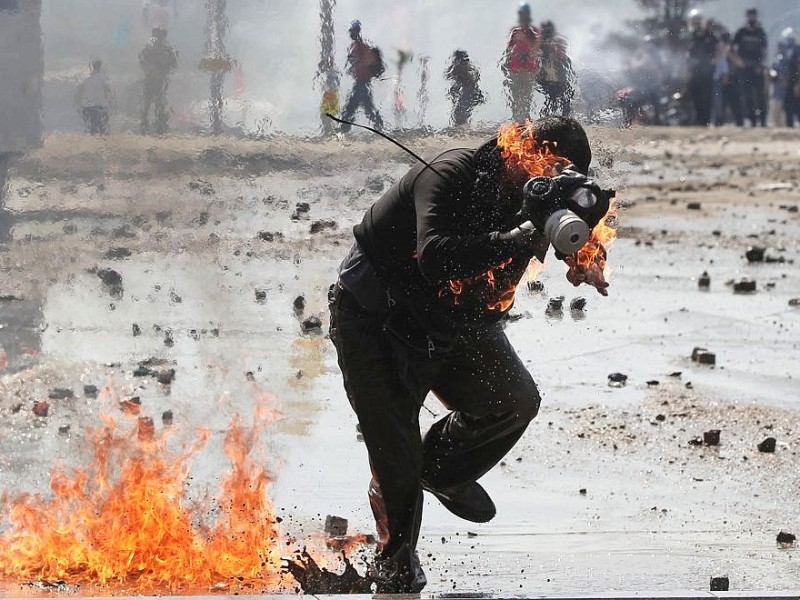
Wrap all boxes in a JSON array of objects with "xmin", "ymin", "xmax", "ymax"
[
  {"xmin": 563, "ymin": 248, "xmax": 609, "ymax": 296},
  {"xmin": 497, "ymin": 220, "xmax": 548, "ymax": 255}
]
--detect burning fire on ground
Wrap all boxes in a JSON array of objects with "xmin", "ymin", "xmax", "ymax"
[{"xmin": 0, "ymin": 395, "xmax": 370, "ymax": 595}]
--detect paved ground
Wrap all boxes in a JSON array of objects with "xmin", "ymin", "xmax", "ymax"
[{"xmin": 0, "ymin": 126, "xmax": 799, "ymax": 596}]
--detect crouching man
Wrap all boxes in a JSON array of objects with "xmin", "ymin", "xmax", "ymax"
[{"xmin": 329, "ymin": 116, "xmax": 609, "ymax": 592}]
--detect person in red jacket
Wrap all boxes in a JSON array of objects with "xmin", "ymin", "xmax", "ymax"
[
  {"xmin": 340, "ymin": 20, "xmax": 385, "ymax": 132},
  {"xmin": 502, "ymin": 2, "xmax": 541, "ymax": 123}
]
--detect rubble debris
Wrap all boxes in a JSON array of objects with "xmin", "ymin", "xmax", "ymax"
[
  {"xmin": 709, "ymin": 576, "xmax": 729, "ymax": 592},
  {"xmin": 162, "ymin": 410, "xmax": 174, "ymax": 426},
  {"xmin": 698, "ymin": 271, "xmax": 710, "ymax": 289},
  {"xmin": 301, "ymin": 316, "xmax": 323, "ymax": 335},
  {"xmin": 526, "ymin": 280, "xmax": 544, "ymax": 293},
  {"xmin": 654, "ymin": 414, "xmax": 666, "ymax": 422},
  {"xmin": 33, "ymin": 400, "xmax": 49, "ymax": 417},
  {"xmin": 310, "ymin": 219, "xmax": 338, "ymax": 234},
  {"xmin": 366, "ymin": 176, "xmax": 386, "ymax": 193},
  {"xmin": 58, "ymin": 425, "xmax": 70, "ymax": 435},
  {"xmin": 255, "ymin": 289, "xmax": 267, "ymax": 303},
  {"xmin": 579, "ymin": 488, "xmax": 587, "ymax": 495},
  {"xmin": 324, "ymin": 515, "xmax": 348, "ymax": 537},
  {"xmin": 646, "ymin": 380, "xmax": 659, "ymax": 387},
  {"xmin": 608, "ymin": 372, "xmax": 627, "ymax": 388},
  {"xmin": 733, "ymin": 279, "xmax": 756, "ymax": 293},
  {"xmin": 777, "ymin": 531, "xmax": 796, "ymax": 546},
  {"xmin": 570, "ymin": 297, "xmax": 587, "ymax": 311},
  {"xmin": 10, "ymin": 403, "xmax": 23, "ymax": 414},
  {"xmin": 164, "ymin": 330, "xmax": 174, "ymax": 347},
  {"xmin": 133, "ymin": 366, "xmax": 153, "ymax": 377},
  {"xmin": 696, "ymin": 351, "xmax": 716, "ymax": 365},
  {"xmin": 688, "ymin": 437, "xmax": 703, "ymax": 446},
  {"xmin": 48, "ymin": 388, "xmax": 74, "ymax": 400},
  {"xmin": 548, "ymin": 296, "xmax": 565, "ymax": 310},
  {"xmin": 291, "ymin": 202, "xmax": 311, "ymax": 221},
  {"xmin": 691, "ymin": 347, "xmax": 715, "ymax": 364},
  {"xmin": 198, "ymin": 211, "xmax": 209, "ymax": 225},
  {"xmin": 668, "ymin": 371, "xmax": 682, "ymax": 377},
  {"xmin": 119, "ymin": 397, "xmax": 141, "ymax": 415},
  {"xmin": 293, "ymin": 295, "xmax": 306, "ymax": 316},
  {"xmin": 156, "ymin": 369, "xmax": 175, "ymax": 385},
  {"xmin": 83, "ymin": 384, "xmax": 98, "ymax": 398},
  {"xmin": 132, "ymin": 323, "xmax": 142, "ymax": 337},
  {"xmin": 188, "ymin": 179, "xmax": 215, "ymax": 196},
  {"xmin": 96, "ymin": 268, "xmax": 124, "ymax": 299},
  {"xmin": 757, "ymin": 437, "xmax": 777, "ymax": 453},
  {"xmin": 686, "ymin": 202, "xmax": 702, "ymax": 210},
  {"xmin": 169, "ymin": 291, "xmax": 182, "ymax": 304},
  {"xmin": 789, "ymin": 298, "xmax": 800, "ymax": 307},
  {"xmin": 257, "ymin": 231, "xmax": 284, "ymax": 242},
  {"xmin": 745, "ymin": 246, "xmax": 765, "ymax": 263},
  {"xmin": 703, "ymin": 430, "xmax": 721, "ymax": 446},
  {"xmin": 283, "ymin": 550, "xmax": 372, "ymax": 594},
  {"xmin": 104, "ymin": 247, "xmax": 131, "ymax": 260},
  {"xmin": 138, "ymin": 416, "xmax": 155, "ymax": 442}
]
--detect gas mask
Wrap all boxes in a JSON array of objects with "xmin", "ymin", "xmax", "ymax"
[{"xmin": 518, "ymin": 169, "xmax": 615, "ymax": 256}]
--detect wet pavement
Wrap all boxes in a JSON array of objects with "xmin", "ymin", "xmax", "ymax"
[{"xmin": 0, "ymin": 127, "xmax": 799, "ymax": 595}]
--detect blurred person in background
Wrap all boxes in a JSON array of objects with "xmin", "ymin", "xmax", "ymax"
[
  {"xmin": 444, "ymin": 49, "xmax": 485, "ymax": 127},
  {"xmin": 536, "ymin": 20, "xmax": 575, "ymax": 117},
  {"xmin": 340, "ymin": 20, "xmax": 385, "ymax": 133},
  {"xmin": 139, "ymin": 27, "xmax": 178, "ymax": 135},
  {"xmin": 712, "ymin": 31, "xmax": 743, "ymax": 127},
  {"xmin": 622, "ymin": 35, "xmax": 666, "ymax": 125},
  {"xmin": 732, "ymin": 8, "xmax": 768, "ymax": 127},
  {"xmin": 773, "ymin": 28, "xmax": 798, "ymax": 127},
  {"xmin": 75, "ymin": 59, "xmax": 115, "ymax": 135},
  {"xmin": 502, "ymin": 2, "xmax": 541, "ymax": 123},
  {"xmin": 686, "ymin": 9, "xmax": 717, "ymax": 126}
]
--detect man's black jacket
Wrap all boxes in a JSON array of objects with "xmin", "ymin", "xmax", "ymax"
[{"xmin": 353, "ymin": 139, "xmax": 547, "ymax": 339}]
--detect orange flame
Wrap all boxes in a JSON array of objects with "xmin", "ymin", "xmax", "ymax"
[
  {"xmin": 577, "ymin": 198, "xmax": 617, "ymax": 275},
  {"xmin": 497, "ymin": 120, "xmax": 569, "ymax": 179},
  {"xmin": 0, "ymin": 405, "xmax": 286, "ymax": 595},
  {"xmin": 438, "ymin": 122, "xmax": 572, "ymax": 311},
  {"xmin": 498, "ymin": 120, "xmax": 618, "ymax": 278}
]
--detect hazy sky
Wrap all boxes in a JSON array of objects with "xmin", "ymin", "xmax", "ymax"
[{"xmin": 40, "ymin": 0, "xmax": 800, "ymax": 134}]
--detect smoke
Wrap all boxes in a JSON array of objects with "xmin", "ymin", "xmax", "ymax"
[{"xmin": 39, "ymin": 0, "xmax": 800, "ymax": 135}]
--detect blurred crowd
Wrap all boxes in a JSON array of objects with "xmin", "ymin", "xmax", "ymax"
[
  {"xmin": 73, "ymin": 2, "xmax": 800, "ymax": 136},
  {"xmin": 329, "ymin": 2, "xmax": 576, "ymax": 132},
  {"xmin": 619, "ymin": 7, "xmax": 800, "ymax": 127}
]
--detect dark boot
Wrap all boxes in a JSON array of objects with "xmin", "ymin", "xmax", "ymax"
[
  {"xmin": 422, "ymin": 480, "xmax": 496, "ymax": 523},
  {"xmin": 368, "ymin": 542, "xmax": 427, "ymax": 593}
]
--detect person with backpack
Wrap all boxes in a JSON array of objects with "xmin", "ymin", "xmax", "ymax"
[
  {"xmin": 536, "ymin": 21, "xmax": 575, "ymax": 117},
  {"xmin": 502, "ymin": 2, "xmax": 541, "ymax": 123},
  {"xmin": 340, "ymin": 20, "xmax": 385, "ymax": 132},
  {"xmin": 444, "ymin": 49, "xmax": 485, "ymax": 127}
]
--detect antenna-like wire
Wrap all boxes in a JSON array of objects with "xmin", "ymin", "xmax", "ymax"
[{"xmin": 325, "ymin": 113, "xmax": 445, "ymax": 179}]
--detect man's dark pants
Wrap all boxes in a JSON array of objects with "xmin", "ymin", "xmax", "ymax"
[
  {"xmin": 341, "ymin": 81, "xmax": 384, "ymax": 130},
  {"xmin": 738, "ymin": 65, "xmax": 767, "ymax": 126},
  {"xmin": 689, "ymin": 69, "xmax": 714, "ymax": 126},
  {"xmin": 328, "ymin": 285, "xmax": 540, "ymax": 581}
]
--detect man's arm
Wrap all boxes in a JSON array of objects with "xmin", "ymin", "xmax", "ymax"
[{"xmin": 413, "ymin": 164, "xmax": 545, "ymax": 283}]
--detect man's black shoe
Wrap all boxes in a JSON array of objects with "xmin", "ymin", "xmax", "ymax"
[
  {"xmin": 422, "ymin": 480, "xmax": 496, "ymax": 523},
  {"xmin": 368, "ymin": 546, "xmax": 427, "ymax": 593}
]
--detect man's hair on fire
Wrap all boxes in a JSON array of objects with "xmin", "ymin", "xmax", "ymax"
[{"xmin": 529, "ymin": 115, "xmax": 592, "ymax": 175}]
